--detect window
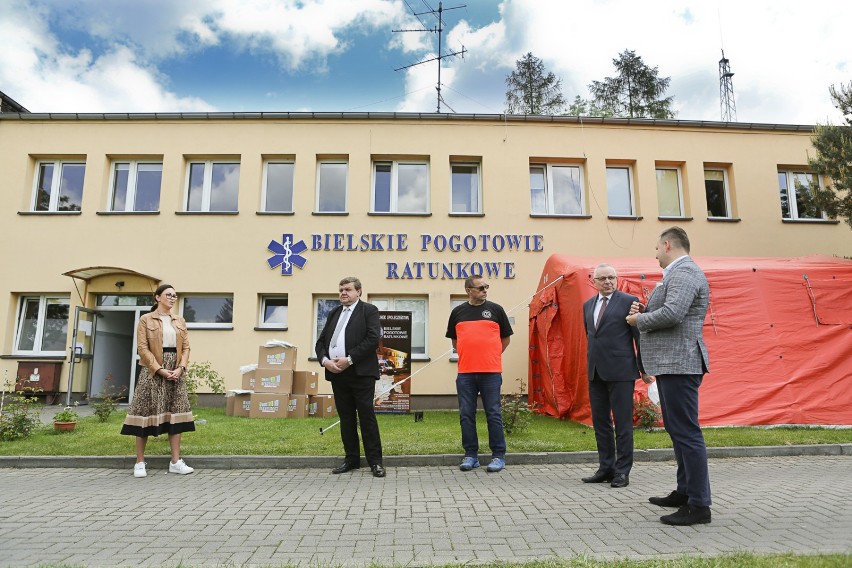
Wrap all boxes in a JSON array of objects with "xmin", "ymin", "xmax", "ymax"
[
  {"xmin": 14, "ymin": 296, "xmax": 70, "ymax": 354},
  {"xmin": 448, "ymin": 296, "xmax": 468, "ymax": 361},
  {"xmin": 33, "ymin": 161, "xmax": 85, "ymax": 212},
  {"xmin": 263, "ymin": 161, "xmax": 295, "ymax": 212},
  {"xmin": 450, "ymin": 162, "xmax": 481, "ymax": 214},
  {"xmin": 109, "ymin": 161, "xmax": 162, "ymax": 212},
  {"xmin": 656, "ymin": 167, "xmax": 684, "ymax": 217},
  {"xmin": 372, "ymin": 160, "xmax": 429, "ymax": 213},
  {"xmin": 313, "ymin": 296, "xmax": 341, "ymax": 357},
  {"xmin": 186, "ymin": 161, "xmax": 240, "ymax": 212},
  {"xmin": 370, "ymin": 297, "xmax": 428, "ymax": 358},
  {"xmin": 529, "ymin": 164, "xmax": 584, "ymax": 215},
  {"xmin": 606, "ymin": 166, "xmax": 634, "ymax": 216},
  {"xmin": 181, "ymin": 295, "xmax": 234, "ymax": 329},
  {"xmin": 259, "ymin": 295, "xmax": 289, "ymax": 329},
  {"xmin": 704, "ymin": 169, "xmax": 731, "ymax": 218},
  {"xmin": 778, "ymin": 170, "xmax": 825, "ymax": 220},
  {"xmin": 316, "ymin": 161, "xmax": 348, "ymax": 213}
]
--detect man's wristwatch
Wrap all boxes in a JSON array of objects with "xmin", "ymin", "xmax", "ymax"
[{"xmin": 346, "ymin": 356, "xmax": 353, "ymax": 365}]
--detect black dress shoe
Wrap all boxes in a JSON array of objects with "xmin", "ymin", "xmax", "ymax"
[
  {"xmin": 331, "ymin": 462, "xmax": 360, "ymax": 474},
  {"xmin": 581, "ymin": 470, "xmax": 614, "ymax": 483},
  {"xmin": 610, "ymin": 473, "xmax": 629, "ymax": 488},
  {"xmin": 660, "ymin": 505, "xmax": 711, "ymax": 526},
  {"xmin": 648, "ymin": 490, "xmax": 689, "ymax": 507},
  {"xmin": 370, "ymin": 464, "xmax": 386, "ymax": 478}
]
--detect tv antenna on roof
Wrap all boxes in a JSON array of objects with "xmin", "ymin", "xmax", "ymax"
[{"xmin": 393, "ymin": 1, "xmax": 467, "ymax": 113}]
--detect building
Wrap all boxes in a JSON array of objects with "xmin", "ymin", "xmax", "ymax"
[{"xmin": 0, "ymin": 110, "xmax": 847, "ymax": 407}]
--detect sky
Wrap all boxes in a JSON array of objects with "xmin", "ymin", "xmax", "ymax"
[{"xmin": 1, "ymin": 0, "xmax": 849, "ymax": 125}]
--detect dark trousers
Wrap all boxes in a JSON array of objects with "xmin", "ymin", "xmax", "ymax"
[
  {"xmin": 588, "ymin": 373, "xmax": 635, "ymax": 475},
  {"xmin": 657, "ymin": 374, "xmax": 711, "ymax": 507},
  {"xmin": 330, "ymin": 376, "xmax": 383, "ymax": 466}
]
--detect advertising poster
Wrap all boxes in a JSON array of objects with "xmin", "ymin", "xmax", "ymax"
[{"xmin": 375, "ymin": 311, "xmax": 412, "ymax": 413}]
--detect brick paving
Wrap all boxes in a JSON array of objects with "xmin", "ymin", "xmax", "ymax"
[{"xmin": 1, "ymin": 455, "xmax": 851, "ymax": 567}]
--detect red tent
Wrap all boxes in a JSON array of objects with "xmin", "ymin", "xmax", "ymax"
[{"xmin": 528, "ymin": 255, "xmax": 852, "ymax": 426}]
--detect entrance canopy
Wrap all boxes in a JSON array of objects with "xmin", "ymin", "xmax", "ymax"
[
  {"xmin": 62, "ymin": 266, "xmax": 160, "ymax": 282},
  {"xmin": 528, "ymin": 255, "xmax": 852, "ymax": 426}
]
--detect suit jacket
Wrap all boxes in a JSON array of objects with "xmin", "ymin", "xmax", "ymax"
[
  {"xmin": 583, "ymin": 290, "xmax": 642, "ymax": 382},
  {"xmin": 637, "ymin": 256, "xmax": 710, "ymax": 376},
  {"xmin": 315, "ymin": 300, "xmax": 381, "ymax": 381}
]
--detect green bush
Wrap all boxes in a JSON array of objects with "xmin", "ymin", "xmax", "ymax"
[
  {"xmin": 183, "ymin": 361, "xmax": 226, "ymax": 407},
  {"xmin": 501, "ymin": 378, "xmax": 535, "ymax": 435},
  {"xmin": 91, "ymin": 374, "xmax": 127, "ymax": 423},
  {"xmin": 0, "ymin": 375, "xmax": 43, "ymax": 441}
]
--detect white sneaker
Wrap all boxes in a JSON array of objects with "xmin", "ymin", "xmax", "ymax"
[
  {"xmin": 133, "ymin": 462, "xmax": 147, "ymax": 478},
  {"xmin": 169, "ymin": 459, "xmax": 194, "ymax": 475}
]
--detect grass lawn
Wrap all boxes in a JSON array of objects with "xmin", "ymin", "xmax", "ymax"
[{"xmin": 1, "ymin": 409, "xmax": 850, "ymax": 457}]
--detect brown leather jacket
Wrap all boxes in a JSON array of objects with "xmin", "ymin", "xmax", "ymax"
[{"xmin": 137, "ymin": 311, "xmax": 190, "ymax": 377}]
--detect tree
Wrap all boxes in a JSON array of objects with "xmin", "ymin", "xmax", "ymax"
[
  {"xmin": 808, "ymin": 82, "xmax": 852, "ymax": 228},
  {"xmin": 505, "ymin": 52, "xmax": 566, "ymax": 115},
  {"xmin": 566, "ymin": 95, "xmax": 615, "ymax": 118},
  {"xmin": 588, "ymin": 49, "xmax": 675, "ymax": 119}
]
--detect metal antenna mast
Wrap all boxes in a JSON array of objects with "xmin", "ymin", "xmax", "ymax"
[
  {"xmin": 393, "ymin": 1, "xmax": 467, "ymax": 112},
  {"xmin": 719, "ymin": 50, "xmax": 737, "ymax": 122}
]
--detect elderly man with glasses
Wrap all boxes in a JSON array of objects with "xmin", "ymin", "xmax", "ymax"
[{"xmin": 446, "ymin": 275, "xmax": 513, "ymax": 473}]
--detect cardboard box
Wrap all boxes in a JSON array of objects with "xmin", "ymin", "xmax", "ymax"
[
  {"xmin": 309, "ymin": 394, "xmax": 337, "ymax": 418},
  {"xmin": 286, "ymin": 394, "xmax": 310, "ymax": 418},
  {"xmin": 292, "ymin": 370, "xmax": 319, "ymax": 395},
  {"xmin": 229, "ymin": 392, "xmax": 253, "ymax": 417},
  {"xmin": 242, "ymin": 369, "xmax": 293, "ymax": 392},
  {"xmin": 248, "ymin": 393, "xmax": 288, "ymax": 419},
  {"xmin": 258, "ymin": 344, "xmax": 297, "ymax": 370}
]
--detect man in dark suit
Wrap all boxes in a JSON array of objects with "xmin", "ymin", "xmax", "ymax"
[
  {"xmin": 627, "ymin": 227, "xmax": 711, "ymax": 525},
  {"xmin": 581, "ymin": 263, "xmax": 648, "ymax": 489},
  {"xmin": 315, "ymin": 276, "xmax": 385, "ymax": 478}
]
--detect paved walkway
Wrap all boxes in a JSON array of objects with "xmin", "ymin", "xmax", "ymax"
[{"xmin": 2, "ymin": 455, "xmax": 851, "ymax": 567}]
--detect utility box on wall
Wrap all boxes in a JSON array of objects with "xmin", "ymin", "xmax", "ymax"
[{"xmin": 15, "ymin": 361, "xmax": 63, "ymax": 403}]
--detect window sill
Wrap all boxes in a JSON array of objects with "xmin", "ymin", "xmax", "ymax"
[
  {"xmin": 0, "ymin": 354, "xmax": 66, "ymax": 360},
  {"xmin": 254, "ymin": 326, "xmax": 288, "ymax": 331},
  {"xmin": 256, "ymin": 211, "xmax": 295, "ymax": 216},
  {"xmin": 530, "ymin": 214, "xmax": 592, "ymax": 219},
  {"xmin": 707, "ymin": 217, "xmax": 741, "ymax": 223},
  {"xmin": 18, "ymin": 211, "xmax": 82, "ymax": 215},
  {"xmin": 449, "ymin": 212, "xmax": 485, "ymax": 217},
  {"xmin": 312, "ymin": 211, "xmax": 349, "ymax": 216},
  {"xmin": 96, "ymin": 211, "xmax": 160, "ymax": 215},
  {"xmin": 781, "ymin": 218, "xmax": 840, "ymax": 225},
  {"xmin": 186, "ymin": 325, "xmax": 235, "ymax": 330},
  {"xmin": 607, "ymin": 215, "xmax": 643, "ymax": 221},
  {"xmin": 175, "ymin": 211, "xmax": 238, "ymax": 215},
  {"xmin": 657, "ymin": 216, "xmax": 694, "ymax": 221},
  {"xmin": 368, "ymin": 212, "xmax": 432, "ymax": 217}
]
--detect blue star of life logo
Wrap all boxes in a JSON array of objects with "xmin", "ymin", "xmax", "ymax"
[{"xmin": 267, "ymin": 233, "xmax": 308, "ymax": 276}]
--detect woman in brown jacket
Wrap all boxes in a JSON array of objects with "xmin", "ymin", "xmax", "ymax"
[{"xmin": 120, "ymin": 284, "xmax": 195, "ymax": 477}]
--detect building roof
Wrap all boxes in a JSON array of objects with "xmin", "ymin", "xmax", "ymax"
[
  {"xmin": 0, "ymin": 91, "xmax": 29, "ymax": 113},
  {"xmin": 0, "ymin": 110, "xmax": 815, "ymax": 132}
]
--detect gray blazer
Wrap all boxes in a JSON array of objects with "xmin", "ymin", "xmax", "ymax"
[{"xmin": 636, "ymin": 257, "xmax": 710, "ymax": 376}]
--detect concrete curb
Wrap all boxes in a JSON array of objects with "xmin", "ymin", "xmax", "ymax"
[{"xmin": 1, "ymin": 443, "xmax": 850, "ymax": 469}]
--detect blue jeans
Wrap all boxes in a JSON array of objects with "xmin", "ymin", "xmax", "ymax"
[{"xmin": 456, "ymin": 373, "xmax": 506, "ymax": 459}]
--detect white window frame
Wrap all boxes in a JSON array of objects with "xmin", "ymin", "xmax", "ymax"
[
  {"xmin": 261, "ymin": 160, "xmax": 295, "ymax": 213},
  {"xmin": 448, "ymin": 296, "xmax": 469, "ymax": 362},
  {"xmin": 778, "ymin": 169, "xmax": 827, "ymax": 220},
  {"xmin": 32, "ymin": 160, "xmax": 86, "ymax": 212},
  {"xmin": 316, "ymin": 161, "xmax": 348, "ymax": 213},
  {"xmin": 13, "ymin": 295, "xmax": 70, "ymax": 356},
  {"xmin": 108, "ymin": 160, "xmax": 163, "ymax": 212},
  {"xmin": 450, "ymin": 162, "xmax": 482, "ymax": 214},
  {"xmin": 369, "ymin": 296, "xmax": 429, "ymax": 359},
  {"xmin": 185, "ymin": 160, "xmax": 241, "ymax": 212},
  {"xmin": 529, "ymin": 164, "xmax": 586, "ymax": 216},
  {"xmin": 605, "ymin": 166, "xmax": 635, "ymax": 216},
  {"xmin": 371, "ymin": 160, "xmax": 430, "ymax": 214},
  {"xmin": 703, "ymin": 167, "xmax": 731, "ymax": 218},
  {"xmin": 180, "ymin": 294, "xmax": 234, "ymax": 329},
  {"xmin": 313, "ymin": 296, "xmax": 341, "ymax": 357},
  {"xmin": 258, "ymin": 295, "xmax": 289, "ymax": 329},
  {"xmin": 655, "ymin": 167, "xmax": 685, "ymax": 217}
]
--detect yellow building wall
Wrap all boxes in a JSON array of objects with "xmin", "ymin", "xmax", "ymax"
[{"xmin": 0, "ymin": 115, "xmax": 848, "ymax": 400}]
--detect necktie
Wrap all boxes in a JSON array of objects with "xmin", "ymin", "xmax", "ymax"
[
  {"xmin": 595, "ymin": 296, "xmax": 608, "ymax": 329},
  {"xmin": 330, "ymin": 307, "xmax": 350, "ymax": 348}
]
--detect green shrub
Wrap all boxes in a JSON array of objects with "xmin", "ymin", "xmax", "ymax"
[
  {"xmin": 183, "ymin": 361, "xmax": 226, "ymax": 407},
  {"xmin": 0, "ymin": 374, "xmax": 43, "ymax": 441},
  {"xmin": 91, "ymin": 374, "xmax": 127, "ymax": 423},
  {"xmin": 501, "ymin": 378, "xmax": 535, "ymax": 435}
]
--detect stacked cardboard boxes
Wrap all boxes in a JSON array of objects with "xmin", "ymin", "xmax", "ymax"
[{"xmin": 225, "ymin": 342, "xmax": 335, "ymax": 419}]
